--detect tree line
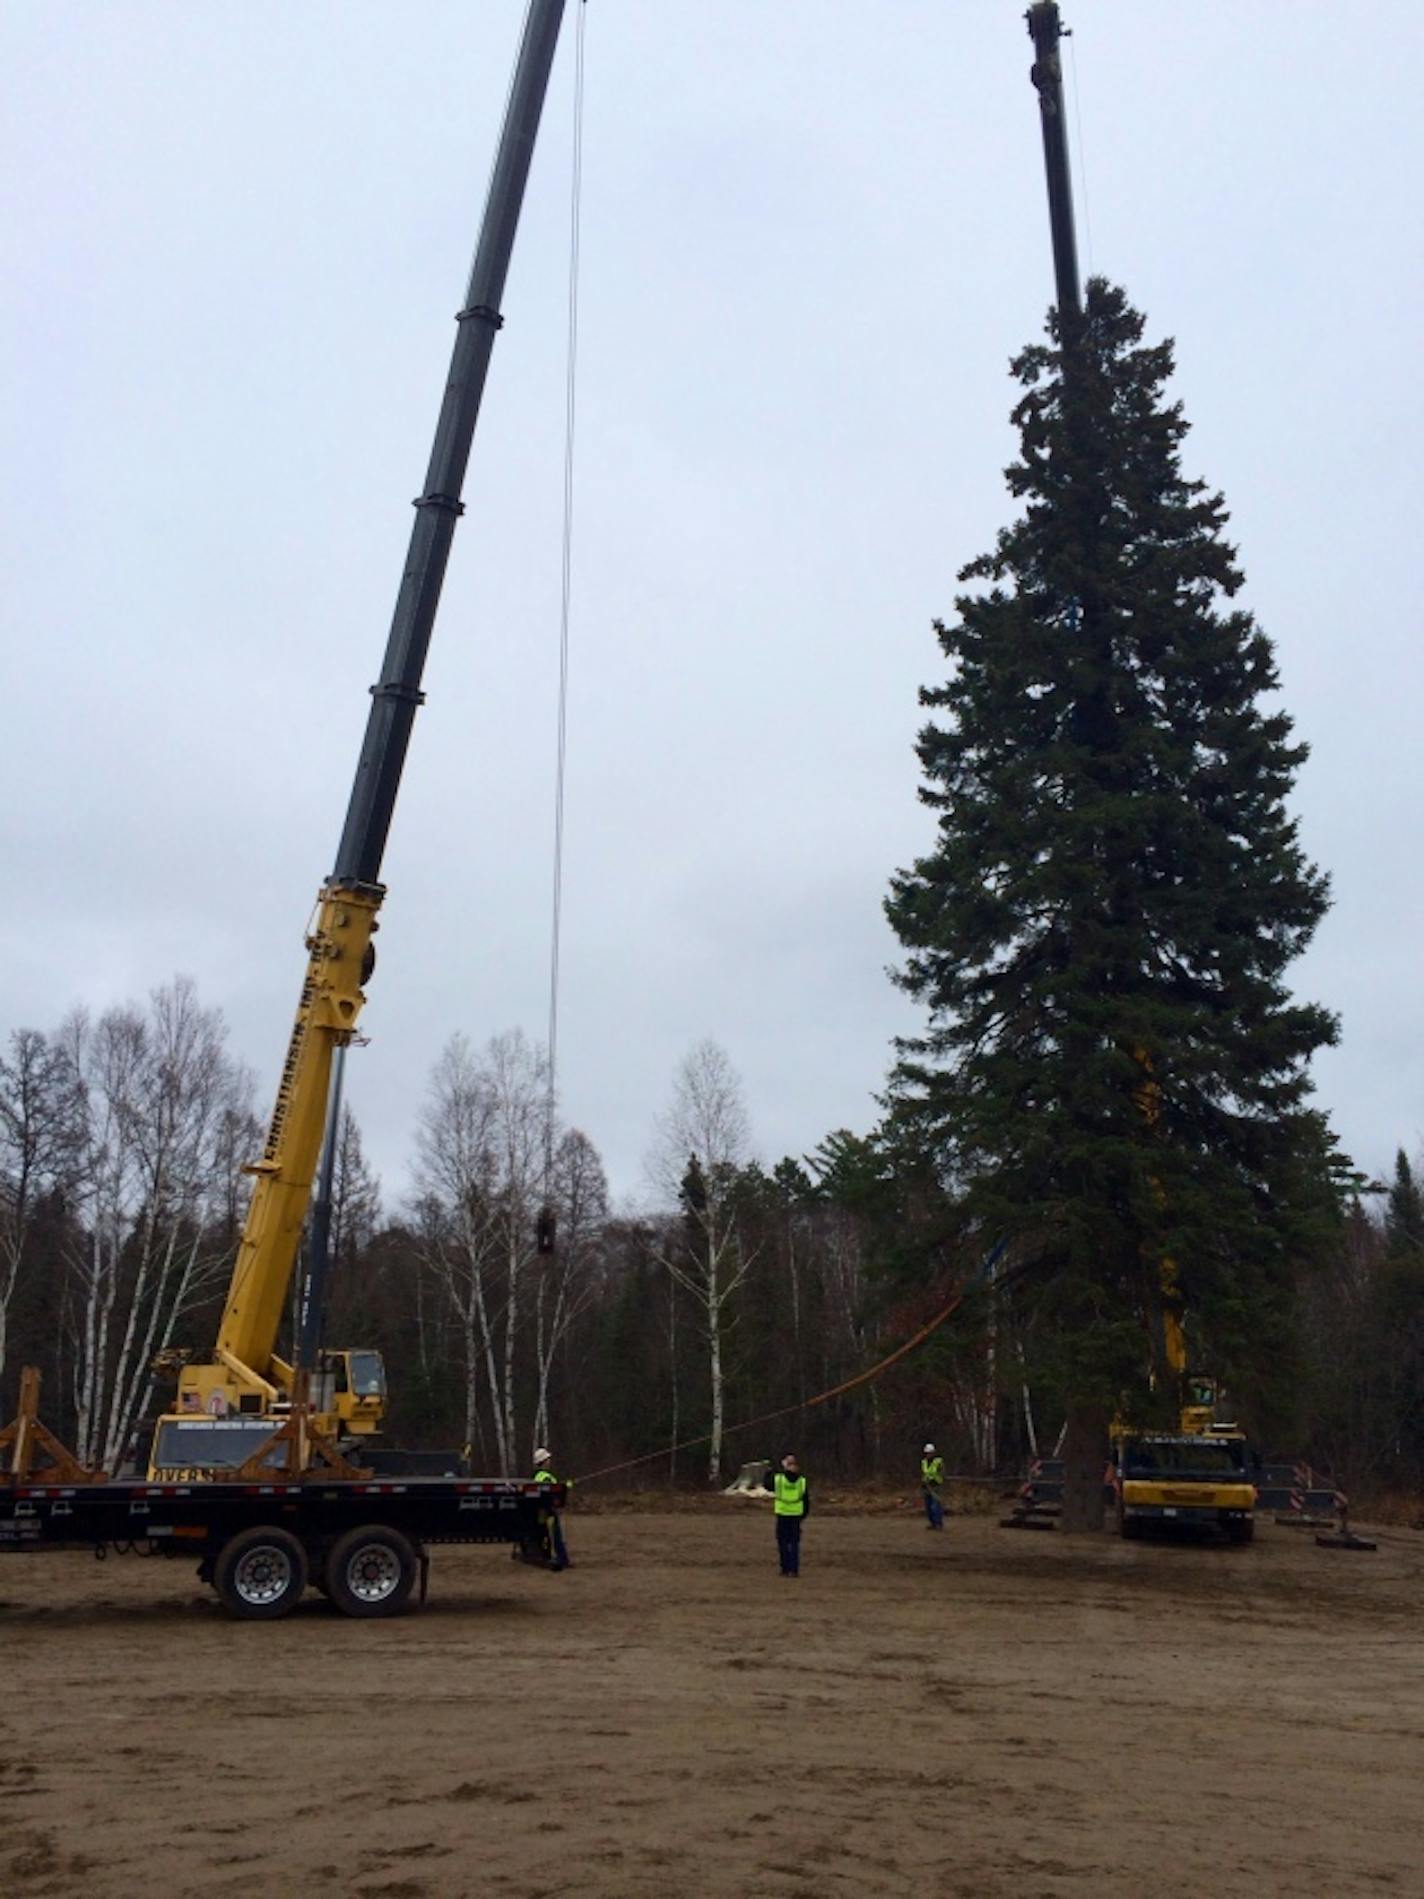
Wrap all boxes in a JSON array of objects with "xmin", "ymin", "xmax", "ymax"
[
  {"xmin": 2, "ymin": 995, "xmax": 1419, "ymax": 1499},
  {"xmin": 0, "ymin": 1000, "xmax": 963, "ymax": 1485}
]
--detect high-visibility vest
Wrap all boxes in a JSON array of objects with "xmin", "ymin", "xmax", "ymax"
[
  {"xmin": 921, "ymin": 1456, "xmax": 944, "ymax": 1486},
  {"xmin": 533, "ymin": 1466, "xmax": 562, "ymax": 1522},
  {"xmin": 773, "ymin": 1472, "xmax": 807, "ymax": 1517}
]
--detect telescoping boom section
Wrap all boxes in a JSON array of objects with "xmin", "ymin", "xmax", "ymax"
[{"xmin": 165, "ymin": 0, "xmax": 569, "ymax": 1454}]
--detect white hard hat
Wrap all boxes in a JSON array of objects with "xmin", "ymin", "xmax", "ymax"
[
  {"xmin": 923, "ymin": 1442, "xmax": 935, "ymax": 1454},
  {"xmin": 534, "ymin": 1447, "xmax": 552, "ymax": 1464}
]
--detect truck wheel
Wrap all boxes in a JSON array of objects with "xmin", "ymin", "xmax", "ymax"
[
  {"xmin": 1119, "ymin": 1510, "xmax": 1142, "ymax": 1541},
  {"xmin": 1227, "ymin": 1518, "xmax": 1255, "ymax": 1545},
  {"xmin": 213, "ymin": 1526, "xmax": 308, "ymax": 1620},
  {"xmin": 324, "ymin": 1525, "xmax": 418, "ymax": 1618}
]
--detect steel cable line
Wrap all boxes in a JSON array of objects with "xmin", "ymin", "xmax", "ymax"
[
  {"xmin": 576, "ymin": 1242, "xmax": 1010, "ymax": 1485},
  {"xmin": 541, "ymin": 0, "xmax": 587, "ymax": 1225}
]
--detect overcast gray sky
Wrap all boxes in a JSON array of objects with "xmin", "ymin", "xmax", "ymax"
[{"xmin": 4, "ymin": 2, "xmax": 1421, "ymax": 1210}]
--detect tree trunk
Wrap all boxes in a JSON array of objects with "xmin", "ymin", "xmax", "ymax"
[
  {"xmin": 708, "ymin": 1299, "xmax": 723, "ymax": 1487},
  {"xmin": 462, "ymin": 1304, "xmax": 480, "ymax": 1466},
  {"xmin": 667, "ymin": 1277, "xmax": 679, "ymax": 1484},
  {"xmin": 787, "ymin": 1227, "xmax": 803, "ymax": 1402},
  {"xmin": 1060, "ymin": 1402, "xmax": 1108, "ymax": 1534},
  {"xmin": 0, "ymin": 1222, "xmax": 27, "ymax": 1390},
  {"xmin": 466, "ymin": 1240, "xmax": 506, "ymax": 1476}
]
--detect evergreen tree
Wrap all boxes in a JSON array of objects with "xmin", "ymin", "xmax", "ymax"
[
  {"xmin": 886, "ymin": 280, "xmax": 1343, "ymax": 1521},
  {"xmin": 1384, "ymin": 1149, "xmax": 1424, "ymax": 1254}
]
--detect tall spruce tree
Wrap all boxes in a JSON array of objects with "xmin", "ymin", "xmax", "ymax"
[
  {"xmin": 886, "ymin": 279, "xmax": 1342, "ymax": 1526},
  {"xmin": 1384, "ymin": 1149, "xmax": 1424, "ymax": 1254}
]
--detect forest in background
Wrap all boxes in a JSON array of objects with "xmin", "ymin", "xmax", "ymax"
[{"xmin": 2, "ymin": 988, "xmax": 1421, "ymax": 1501}]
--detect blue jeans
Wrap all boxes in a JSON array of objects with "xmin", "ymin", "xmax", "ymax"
[
  {"xmin": 775, "ymin": 1515, "xmax": 802, "ymax": 1575},
  {"xmin": 544, "ymin": 1512, "xmax": 569, "ymax": 1569},
  {"xmin": 923, "ymin": 1486, "xmax": 944, "ymax": 1529}
]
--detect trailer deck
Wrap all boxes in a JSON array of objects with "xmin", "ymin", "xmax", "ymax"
[{"xmin": 1, "ymin": 1474, "xmax": 563, "ymax": 1619}]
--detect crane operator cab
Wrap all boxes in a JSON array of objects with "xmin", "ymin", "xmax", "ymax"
[
  {"xmin": 1179, "ymin": 1374, "xmax": 1241, "ymax": 1438},
  {"xmin": 313, "ymin": 1346, "xmax": 388, "ymax": 1426}
]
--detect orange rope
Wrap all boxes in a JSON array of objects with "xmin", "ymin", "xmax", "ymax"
[{"xmin": 575, "ymin": 1284, "xmax": 969, "ymax": 1486}]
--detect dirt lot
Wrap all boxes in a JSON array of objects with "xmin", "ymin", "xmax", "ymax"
[{"xmin": 2, "ymin": 1503, "xmax": 1421, "ymax": 1897}]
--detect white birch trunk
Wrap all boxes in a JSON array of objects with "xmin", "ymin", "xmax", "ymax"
[
  {"xmin": 707, "ymin": 1293, "xmax": 724, "ymax": 1486},
  {"xmin": 667, "ymin": 1277, "xmax": 679, "ymax": 1482},
  {"xmin": 501, "ymin": 1224, "xmax": 519, "ymax": 1477},
  {"xmin": 470, "ymin": 1306, "xmax": 489, "ymax": 1466}
]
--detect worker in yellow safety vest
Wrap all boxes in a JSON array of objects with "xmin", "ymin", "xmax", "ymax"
[
  {"xmin": 533, "ymin": 1447, "xmax": 572, "ymax": 1570},
  {"xmin": 920, "ymin": 1442, "xmax": 947, "ymax": 1531},
  {"xmin": 761, "ymin": 1451, "xmax": 809, "ymax": 1576}
]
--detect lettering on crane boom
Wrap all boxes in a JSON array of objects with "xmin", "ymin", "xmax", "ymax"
[{"xmin": 264, "ymin": 969, "xmax": 317, "ymax": 1164}]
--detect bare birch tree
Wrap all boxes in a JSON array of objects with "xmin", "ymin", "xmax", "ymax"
[
  {"xmin": 62, "ymin": 980, "xmax": 255, "ymax": 1468},
  {"xmin": 531, "ymin": 1127, "xmax": 609, "ymax": 1456},
  {"xmin": 413, "ymin": 1038, "xmax": 501, "ymax": 1468},
  {"xmin": 414, "ymin": 1030, "xmax": 559, "ymax": 1476},
  {"xmin": 647, "ymin": 1040, "xmax": 760, "ymax": 1484}
]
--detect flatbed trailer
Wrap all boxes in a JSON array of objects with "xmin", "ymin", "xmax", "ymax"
[{"xmin": 0, "ymin": 1475, "xmax": 564, "ymax": 1620}]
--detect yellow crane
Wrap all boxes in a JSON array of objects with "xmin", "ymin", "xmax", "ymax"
[
  {"xmin": 1110, "ymin": 1057, "xmax": 1256, "ymax": 1540},
  {"xmin": 150, "ymin": 0, "xmax": 570, "ymax": 1476}
]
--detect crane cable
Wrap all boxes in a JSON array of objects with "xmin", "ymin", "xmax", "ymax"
[
  {"xmin": 1066, "ymin": 27, "xmax": 1094, "ymax": 282},
  {"xmin": 541, "ymin": 0, "xmax": 588, "ymax": 1243},
  {"xmin": 575, "ymin": 1241, "xmax": 1009, "ymax": 1486}
]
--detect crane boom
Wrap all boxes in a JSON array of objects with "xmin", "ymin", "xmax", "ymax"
[
  {"xmin": 1025, "ymin": 2, "xmax": 1081, "ymax": 324},
  {"xmin": 169, "ymin": 0, "xmax": 568, "ymax": 1436}
]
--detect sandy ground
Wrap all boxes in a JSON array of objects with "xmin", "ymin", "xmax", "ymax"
[{"xmin": 2, "ymin": 1504, "xmax": 1421, "ymax": 1897}]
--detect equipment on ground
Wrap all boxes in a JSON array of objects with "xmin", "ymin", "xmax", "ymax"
[
  {"xmin": 3, "ymin": 5, "xmax": 576, "ymax": 1615},
  {"xmin": 1, "ymin": 1365, "xmax": 562, "ymax": 1618},
  {"xmin": 1114, "ymin": 1422, "xmax": 1255, "ymax": 1545},
  {"xmin": 150, "ymin": 0, "xmax": 569, "ymax": 1476}
]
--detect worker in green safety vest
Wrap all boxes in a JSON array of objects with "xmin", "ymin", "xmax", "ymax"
[
  {"xmin": 533, "ymin": 1447, "xmax": 572, "ymax": 1570},
  {"xmin": 920, "ymin": 1442, "xmax": 947, "ymax": 1531},
  {"xmin": 761, "ymin": 1451, "xmax": 809, "ymax": 1576}
]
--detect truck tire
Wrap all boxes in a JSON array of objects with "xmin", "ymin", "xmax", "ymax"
[
  {"xmin": 1226, "ymin": 1518, "xmax": 1255, "ymax": 1545},
  {"xmin": 1119, "ymin": 1509, "xmax": 1142, "ymax": 1541},
  {"xmin": 213, "ymin": 1525, "xmax": 308, "ymax": 1620},
  {"xmin": 324, "ymin": 1524, "xmax": 418, "ymax": 1618}
]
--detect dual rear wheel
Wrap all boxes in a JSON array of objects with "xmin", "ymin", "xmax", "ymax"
[{"xmin": 212, "ymin": 1523, "xmax": 419, "ymax": 1620}]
